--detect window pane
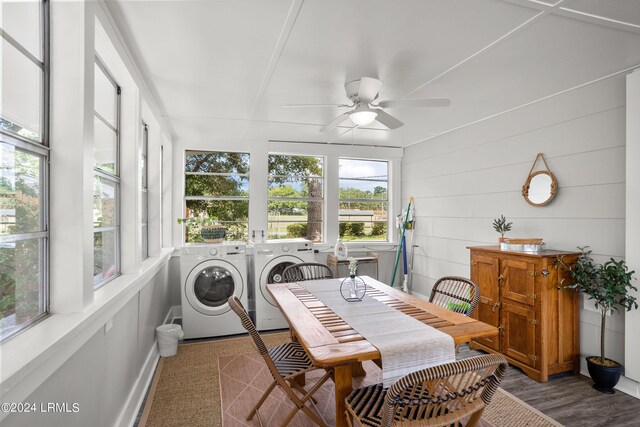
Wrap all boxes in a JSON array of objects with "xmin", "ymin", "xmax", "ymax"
[
  {"xmin": 339, "ymin": 179, "xmax": 387, "ymax": 200},
  {"xmin": 185, "ymin": 222, "xmax": 248, "ymax": 243},
  {"xmin": 1, "ymin": 0, "xmax": 42, "ymax": 60},
  {"xmin": 94, "ymin": 229, "xmax": 117, "ymax": 287},
  {"xmin": 267, "ymin": 221, "xmax": 322, "ymax": 243},
  {"xmin": 94, "ymin": 63, "xmax": 117, "ymax": 128},
  {"xmin": 94, "ymin": 117, "xmax": 117, "ymax": 174},
  {"xmin": 93, "ymin": 176, "xmax": 117, "ymax": 228},
  {"xmin": 339, "ymin": 158, "xmax": 388, "ymax": 180},
  {"xmin": 185, "ymin": 151, "xmax": 249, "ymax": 174},
  {"xmin": 339, "ymin": 201, "xmax": 388, "ymax": 241},
  {"xmin": 268, "ymin": 200, "xmax": 322, "ymax": 219},
  {"xmin": 185, "ymin": 199, "xmax": 249, "ymax": 222},
  {"xmin": 0, "ymin": 144, "xmax": 42, "ymax": 235},
  {"xmin": 268, "ymin": 154, "xmax": 323, "ymax": 177},
  {"xmin": 185, "ymin": 174, "xmax": 249, "ymax": 197},
  {"xmin": 0, "ymin": 237, "xmax": 45, "ymax": 339},
  {"xmin": 1, "ymin": 38, "xmax": 42, "ymax": 142},
  {"xmin": 268, "ymin": 178, "xmax": 323, "ymax": 198}
]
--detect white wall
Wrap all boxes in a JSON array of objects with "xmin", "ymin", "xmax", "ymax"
[
  {"xmin": 402, "ymin": 72, "xmax": 639, "ymax": 397},
  {"xmin": 625, "ymin": 69, "xmax": 640, "ymax": 385},
  {"xmin": 3, "ymin": 263, "xmax": 172, "ymax": 427}
]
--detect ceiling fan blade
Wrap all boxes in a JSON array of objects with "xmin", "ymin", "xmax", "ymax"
[
  {"xmin": 358, "ymin": 77, "xmax": 383, "ymax": 102},
  {"xmin": 374, "ymin": 110, "xmax": 404, "ymax": 129},
  {"xmin": 320, "ymin": 112, "xmax": 351, "ymax": 132},
  {"xmin": 377, "ymin": 98, "xmax": 451, "ymax": 108},
  {"xmin": 283, "ymin": 103, "xmax": 351, "ymax": 108}
]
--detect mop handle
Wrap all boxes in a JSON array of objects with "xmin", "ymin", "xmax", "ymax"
[{"xmin": 391, "ymin": 196, "xmax": 413, "ymax": 286}]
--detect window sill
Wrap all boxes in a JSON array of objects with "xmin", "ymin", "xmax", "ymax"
[
  {"xmin": 314, "ymin": 241, "xmax": 398, "ymax": 252},
  {"xmin": 0, "ymin": 247, "xmax": 174, "ymax": 411}
]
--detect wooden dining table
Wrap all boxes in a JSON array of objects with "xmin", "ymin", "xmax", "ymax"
[{"xmin": 267, "ymin": 277, "xmax": 498, "ymax": 427}]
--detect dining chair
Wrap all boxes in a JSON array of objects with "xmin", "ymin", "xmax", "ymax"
[
  {"xmin": 282, "ymin": 262, "xmax": 334, "ymax": 283},
  {"xmin": 228, "ymin": 296, "xmax": 332, "ymax": 427},
  {"xmin": 429, "ymin": 276, "xmax": 481, "ymax": 317},
  {"xmin": 344, "ymin": 354, "xmax": 508, "ymax": 427}
]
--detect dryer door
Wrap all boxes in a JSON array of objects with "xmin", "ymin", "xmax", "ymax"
[
  {"xmin": 185, "ymin": 259, "xmax": 244, "ymax": 316},
  {"xmin": 259, "ymin": 255, "xmax": 303, "ymax": 307}
]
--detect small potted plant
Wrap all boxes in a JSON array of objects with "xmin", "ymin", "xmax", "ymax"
[
  {"xmin": 177, "ymin": 216, "xmax": 226, "ymax": 243},
  {"xmin": 561, "ymin": 247, "xmax": 638, "ymax": 394},
  {"xmin": 492, "ymin": 215, "xmax": 512, "ymax": 243}
]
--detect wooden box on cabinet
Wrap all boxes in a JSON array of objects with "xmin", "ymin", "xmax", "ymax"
[{"xmin": 468, "ymin": 246, "xmax": 581, "ymax": 382}]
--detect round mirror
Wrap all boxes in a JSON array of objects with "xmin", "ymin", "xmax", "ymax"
[{"xmin": 522, "ymin": 171, "xmax": 557, "ymax": 206}]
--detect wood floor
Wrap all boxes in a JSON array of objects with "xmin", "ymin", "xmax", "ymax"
[
  {"xmin": 458, "ymin": 344, "xmax": 640, "ymax": 427},
  {"xmin": 136, "ymin": 323, "xmax": 640, "ymax": 427}
]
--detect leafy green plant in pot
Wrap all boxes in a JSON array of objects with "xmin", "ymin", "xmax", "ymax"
[
  {"xmin": 177, "ymin": 216, "xmax": 226, "ymax": 243},
  {"xmin": 492, "ymin": 215, "xmax": 512, "ymax": 243},
  {"xmin": 561, "ymin": 247, "xmax": 638, "ymax": 394}
]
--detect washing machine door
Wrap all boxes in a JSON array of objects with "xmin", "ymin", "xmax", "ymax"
[
  {"xmin": 259, "ymin": 255, "xmax": 303, "ymax": 307},
  {"xmin": 185, "ymin": 259, "xmax": 243, "ymax": 315}
]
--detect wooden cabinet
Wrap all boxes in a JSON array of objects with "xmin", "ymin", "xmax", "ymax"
[{"xmin": 468, "ymin": 246, "xmax": 580, "ymax": 382}]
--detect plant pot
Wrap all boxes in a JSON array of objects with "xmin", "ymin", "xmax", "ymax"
[
  {"xmin": 587, "ymin": 356, "xmax": 622, "ymax": 394},
  {"xmin": 498, "ymin": 237, "xmax": 506, "ymax": 243},
  {"xmin": 200, "ymin": 225, "xmax": 226, "ymax": 243}
]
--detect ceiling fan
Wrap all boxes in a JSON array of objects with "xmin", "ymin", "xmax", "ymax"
[{"xmin": 283, "ymin": 77, "xmax": 450, "ymax": 132}]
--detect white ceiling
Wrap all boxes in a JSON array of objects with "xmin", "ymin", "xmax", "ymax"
[{"xmin": 106, "ymin": 0, "xmax": 640, "ymax": 147}]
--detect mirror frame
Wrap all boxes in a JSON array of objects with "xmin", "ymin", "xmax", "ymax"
[{"xmin": 522, "ymin": 170, "xmax": 557, "ymax": 206}]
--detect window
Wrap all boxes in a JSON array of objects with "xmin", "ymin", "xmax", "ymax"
[
  {"xmin": 267, "ymin": 155, "xmax": 324, "ymax": 242},
  {"xmin": 339, "ymin": 158, "xmax": 388, "ymax": 241},
  {"xmin": 93, "ymin": 58, "xmax": 120, "ymax": 288},
  {"xmin": 141, "ymin": 123, "xmax": 148, "ymax": 259},
  {"xmin": 0, "ymin": 0, "xmax": 49, "ymax": 341},
  {"xmin": 184, "ymin": 151, "xmax": 249, "ymax": 242}
]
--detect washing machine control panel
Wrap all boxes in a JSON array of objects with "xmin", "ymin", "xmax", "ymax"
[
  {"xmin": 281, "ymin": 245, "xmax": 290, "ymax": 253},
  {"xmin": 209, "ymin": 248, "xmax": 218, "ymax": 256}
]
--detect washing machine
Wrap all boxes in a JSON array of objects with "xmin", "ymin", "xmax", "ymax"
[
  {"xmin": 180, "ymin": 242, "xmax": 249, "ymax": 339},
  {"xmin": 252, "ymin": 239, "xmax": 315, "ymax": 331}
]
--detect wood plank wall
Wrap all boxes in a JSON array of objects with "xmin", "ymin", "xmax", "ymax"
[{"xmin": 401, "ymin": 74, "xmax": 630, "ymax": 385}]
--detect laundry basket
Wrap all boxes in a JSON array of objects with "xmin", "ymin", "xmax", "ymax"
[{"xmin": 156, "ymin": 323, "xmax": 184, "ymax": 357}]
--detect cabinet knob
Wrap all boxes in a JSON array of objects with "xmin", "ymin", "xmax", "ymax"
[
  {"xmin": 498, "ymin": 325, "xmax": 505, "ymax": 334},
  {"xmin": 492, "ymin": 302, "xmax": 501, "ymax": 312},
  {"xmin": 541, "ymin": 269, "xmax": 550, "ymax": 278},
  {"xmin": 528, "ymin": 271, "xmax": 538, "ymax": 277},
  {"xmin": 498, "ymin": 274, "xmax": 505, "ymax": 283}
]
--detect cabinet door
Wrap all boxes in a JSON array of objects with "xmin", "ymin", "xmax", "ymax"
[
  {"xmin": 502, "ymin": 259, "xmax": 536, "ymax": 306},
  {"xmin": 471, "ymin": 254, "xmax": 500, "ymax": 350},
  {"xmin": 502, "ymin": 301, "xmax": 537, "ymax": 367}
]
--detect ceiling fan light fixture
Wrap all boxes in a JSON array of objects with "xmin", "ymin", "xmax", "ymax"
[{"xmin": 349, "ymin": 109, "xmax": 377, "ymax": 126}]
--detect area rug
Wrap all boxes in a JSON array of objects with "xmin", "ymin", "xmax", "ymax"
[{"xmin": 138, "ymin": 333, "xmax": 562, "ymax": 427}]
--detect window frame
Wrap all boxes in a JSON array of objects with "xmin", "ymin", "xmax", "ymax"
[
  {"xmin": 338, "ymin": 157, "xmax": 390, "ymax": 242},
  {"xmin": 0, "ymin": 0, "xmax": 50, "ymax": 343},
  {"xmin": 93, "ymin": 55, "xmax": 121, "ymax": 289},
  {"xmin": 267, "ymin": 153, "xmax": 325, "ymax": 243},
  {"xmin": 183, "ymin": 150, "xmax": 250, "ymax": 243},
  {"xmin": 141, "ymin": 122, "xmax": 148, "ymax": 260}
]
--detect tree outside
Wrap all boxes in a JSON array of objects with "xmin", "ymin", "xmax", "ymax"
[{"xmin": 0, "ymin": 145, "xmax": 44, "ymax": 334}]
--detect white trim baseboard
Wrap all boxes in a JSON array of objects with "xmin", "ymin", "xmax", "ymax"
[{"xmin": 115, "ymin": 307, "xmax": 174, "ymax": 427}]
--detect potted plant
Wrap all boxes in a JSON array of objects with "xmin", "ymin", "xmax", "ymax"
[
  {"xmin": 492, "ymin": 215, "xmax": 512, "ymax": 243},
  {"xmin": 177, "ymin": 216, "xmax": 226, "ymax": 243},
  {"xmin": 561, "ymin": 247, "xmax": 638, "ymax": 394}
]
